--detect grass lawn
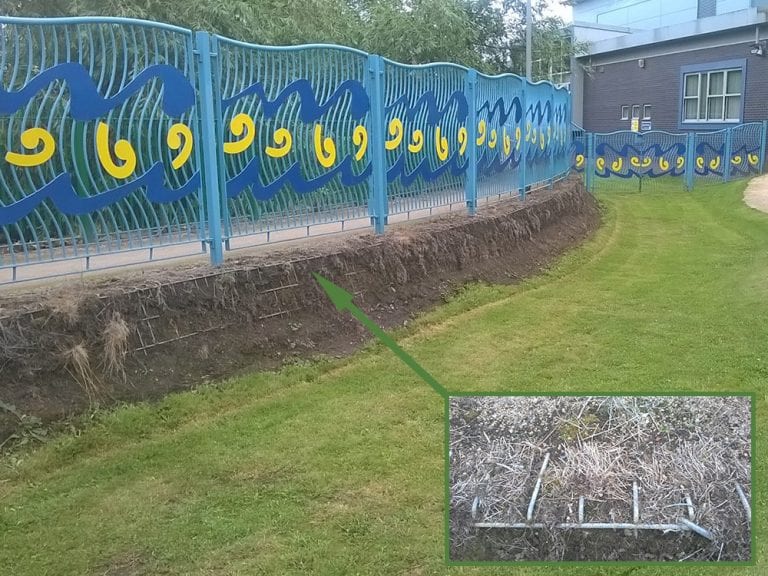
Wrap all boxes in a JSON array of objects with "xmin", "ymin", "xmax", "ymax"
[{"xmin": 1, "ymin": 180, "xmax": 766, "ymax": 575}]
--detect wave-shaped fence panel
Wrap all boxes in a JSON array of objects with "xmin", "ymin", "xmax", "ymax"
[
  {"xmin": 0, "ymin": 17, "xmax": 202, "ymax": 279},
  {"xmin": 381, "ymin": 60, "xmax": 468, "ymax": 215},
  {"xmin": 0, "ymin": 15, "xmax": 572, "ymax": 284},
  {"xmin": 475, "ymin": 72, "xmax": 523, "ymax": 200},
  {"xmin": 576, "ymin": 122, "xmax": 767, "ymax": 191},
  {"xmin": 214, "ymin": 39, "xmax": 371, "ymax": 241}
]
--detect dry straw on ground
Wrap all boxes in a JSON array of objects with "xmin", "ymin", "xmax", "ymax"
[{"xmin": 450, "ymin": 396, "xmax": 751, "ymax": 561}]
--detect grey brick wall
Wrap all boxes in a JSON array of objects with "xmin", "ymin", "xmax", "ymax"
[{"xmin": 580, "ymin": 42, "xmax": 768, "ymax": 132}]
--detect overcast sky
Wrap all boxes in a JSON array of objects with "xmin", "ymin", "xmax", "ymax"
[{"xmin": 545, "ymin": 1, "xmax": 574, "ymax": 22}]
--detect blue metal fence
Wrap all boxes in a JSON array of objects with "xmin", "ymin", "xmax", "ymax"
[
  {"xmin": 0, "ymin": 17, "xmax": 205, "ymax": 279},
  {"xmin": 0, "ymin": 15, "xmax": 572, "ymax": 283},
  {"xmin": 575, "ymin": 122, "xmax": 768, "ymax": 192}
]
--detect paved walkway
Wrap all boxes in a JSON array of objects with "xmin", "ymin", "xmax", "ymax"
[{"xmin": 744, "ymin": 174, "xmax": 768, "ymax": 214}]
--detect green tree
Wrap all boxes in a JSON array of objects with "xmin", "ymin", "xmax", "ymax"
[{"xmin": 2, "ymin": 0, "xmax": 584, "ymax": 80}]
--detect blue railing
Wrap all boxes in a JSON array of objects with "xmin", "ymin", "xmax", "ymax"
[
  {"xmin": 0, "ymin": 16, "xmax": 572, "ymax": 283},
  {"xmin": 573, "ymin": 123, "xmax": 768, "ymax": 191}
]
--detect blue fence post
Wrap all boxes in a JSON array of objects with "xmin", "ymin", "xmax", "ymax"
[
  {"xmin": 548, "ymin": 91, "xmax": 555, "ymax": 188},
  {"xmin": 723, "ymin": 127, "xmax": 732, "ymax": 183},
  {"xmin": 760, "ymin": 120, "xmax": 768, "ymax": 174},
  {"xmin": 685, "ymin": 132, "xmax": 696, "ymax": 191},
  {"xmin": 585, "ymin": 132, "xmax": 594, "ymax": 193},
  {"xmin": 194, "ymin": 31, "xmax": 224, "ymax": 266},
  {"xmin": 519, "ymin": 83, "xmax": 528, "ymax": 200},
  {"xmin": 464, "ymin": 69, "xmax": 478, "ymax": 215},
  {"xmin": 367, "ymin": 54, "xmax": 388, "ymax": 234}
]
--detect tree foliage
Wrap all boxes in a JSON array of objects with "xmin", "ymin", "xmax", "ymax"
[{"xmin": 3, "ymin": 0, "xmax": 584, "ymax": 79}]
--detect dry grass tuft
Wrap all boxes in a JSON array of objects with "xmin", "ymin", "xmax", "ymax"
[
  {"xmin": 102, "ymin": 312, "xmax": 131, "ymax": 379},
  {"xmin": 61, "ymin": 343, "xmax": 103, "ymax": 403},
  {"xmin": 49, "ymin": 295, "xmax": 82, "ymax": 327}
]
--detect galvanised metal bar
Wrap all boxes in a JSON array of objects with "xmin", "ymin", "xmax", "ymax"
[
  {"xmin": 474, "ymin": 521, "xmax": 713, "ymax": 539},
  {"xmin": 735, "ymin": 483, "xmax": 751, "ymax": 523},
  {"xmin": 525, "ymin": 452, "xmax": 550, "ymax": 522}
]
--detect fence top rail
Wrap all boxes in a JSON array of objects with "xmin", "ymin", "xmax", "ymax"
[
  {"xmin": 0, "ymin": 15, "xmax": 193, "ymax": 35},
  {"xmin": 476, "ymin": 70, "xmax": 524, "ymax": 82},
  {"xmin": 592, "ymin": 122, "xmax": 765, "ymax": 139},
  {"xmin": 594, "ymin": 129, "xmax": 688, "ymax": 137},
  {"xmin": 214, "ymin": 34, "xmax": 370, "ymax": 57},
  {"xmin": 380, "ymin": 57, "xmax": 469, "ymax": 73}
]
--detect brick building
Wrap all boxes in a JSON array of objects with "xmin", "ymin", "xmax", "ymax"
[{"xmin": 570, "ymin": 0, "xmax": 768, "ymax": 132}]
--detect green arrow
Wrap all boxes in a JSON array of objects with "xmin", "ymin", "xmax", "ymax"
[{"xmin": 313, "ymin": 273, "xmax": 448, "ymax": 399}]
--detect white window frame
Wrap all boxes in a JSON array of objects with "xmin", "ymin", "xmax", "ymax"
[
  {"xmin": 642, "ymin": 104, "xmax": 652, "ymax": 120},
  {"xmin": 631, "ymin": 104, "xmax": 640, "ymax": 119},
  {"xmin": 682, "ymin": 68, "xmax": 742, "ymax": 123},
  {"xmin": 620, "ymin": 105, "xmax": 629, "ymax": 120}
]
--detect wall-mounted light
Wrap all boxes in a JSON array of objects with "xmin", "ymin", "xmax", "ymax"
[{"xmin": 750, "ymin": 41, "xmax": 766, "ymax": 56}]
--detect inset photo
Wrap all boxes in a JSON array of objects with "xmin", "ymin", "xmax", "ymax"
[{"xmin": 449, "ymin": 395, "xmax": 752, "ymax": 562}]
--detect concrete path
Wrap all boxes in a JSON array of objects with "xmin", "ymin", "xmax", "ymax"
[{"xmin": 744, "ymin": 174, "xmax": 768, "ymax": 214}]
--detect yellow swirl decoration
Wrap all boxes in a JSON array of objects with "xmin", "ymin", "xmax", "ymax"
[
  {"xmin": 503, "ymin": 129, "xmax": 511, "ymax": 156},
  {"xmin": 476, "ymin": 120, "xmax": 487, "ymax": 146},
  {"xmin": 641, "ymin": 157, "xmax": 652, "ymax": 167},
  {"xmin": 676, "ymin": 156, "xmax": 685, "ymax": 169},
  {"xmin": 435, "ymin": 126, "xmax": 449, "ymax": 161},
  {"xmin": 709, "ymin": 156, "xmax": 721, "ymax": 170},
  {"xmin": 223, "ymin": 113, "xmax": 255, "ymax": 155},
  {"xmin": 630, "ymin": 156, "xmax": 641, "ymax": 168},
  {"xmin": 595, "ymin": 157, "xmax": 606, "ymax": 172},
  {"xmin": 265, "ymin": 128, "xmax": 293, "ymax": 158},
  {"xmin": 515, "ymin": 126, "xmax": 521, "ymax": 151},
  {"xmin": 525, "ymin": 123, "xmax": 532, "ymax": 142},
  {"xmin": 385, "ymin": 118, "xmax": 403, "ymax": 151},
  {"xmin": 353, "ymin": 125, "xmax": 368, "ymax": 161},
  {"xmin": 96, "ymin": 122, "xmax": 136, "ymax": 179},
  {"xmin": 731, "ymin": 155, "xmax": 742, "ymax": 165},
  {"xmin": 539, "ymin": 131, "xmax": 545, "ymax": 150},
  {"xmin": 658, "ymin": 157, "xmax": 670, "ymax": 171},
  {"xmin": 611, "ymin": 157, "xmax": 623, "ymax": 172},
  {"xmin": 696, "ymin": 156, "xmax": 705, "ymax": 169},
  {"xmin": 575, "ymin": 154, "xmax": 585, "ymax": 168},
  {"xmin": 748, "ymin": 153, "xmax": 759, "ymax": 166},
  {"xmin": 313, "ymin": 124, "xmax": 336, "ymax": 168},
  {"xmin": 166, "ymin": 123, "xmax": 193, "ymax": 170},
  {"xmin": 531, "ymin": 128, "xmax": 536, "ymax": 144},
  {"xmin": 488, "ymin": 128, "xmax": 498, "ymax": 149},
  {"xmin": 547, "ymin": 126, "xmax": 552, "ymax": 144},
  {"xmin": 458, "ymin": 127, "xmax": 468, "ymax": 156},
  {"xmin": 5, "ymin": 127, "xmax": 56, "ymax": 167},
  {"xmin": 408, "ymin": 129, "xmax": 424, "ymax": 154}
]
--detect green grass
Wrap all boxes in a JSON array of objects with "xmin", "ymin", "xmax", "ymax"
[{"xmin": 1, "ymin": 180, "xmax": 767, "ymax": 575}]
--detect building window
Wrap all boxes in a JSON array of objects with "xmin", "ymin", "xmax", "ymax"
[
  {"xmin": 631, "ymin": 104, "xmax": 640, "ymax": 119},
  {"xmin": 697, "ymin": 0, "xmax": 716, "ymax": 19},
  {"xmin": 642, "ymin": 104, "xmax": 652, "ymax": 119},
  {"xmin": 682, "ymin": 68, "xmax": 742, "ymax": 123},
  {"xmin": 621, "ymin": 105, "xmax": 629, "ymax": 120}
]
